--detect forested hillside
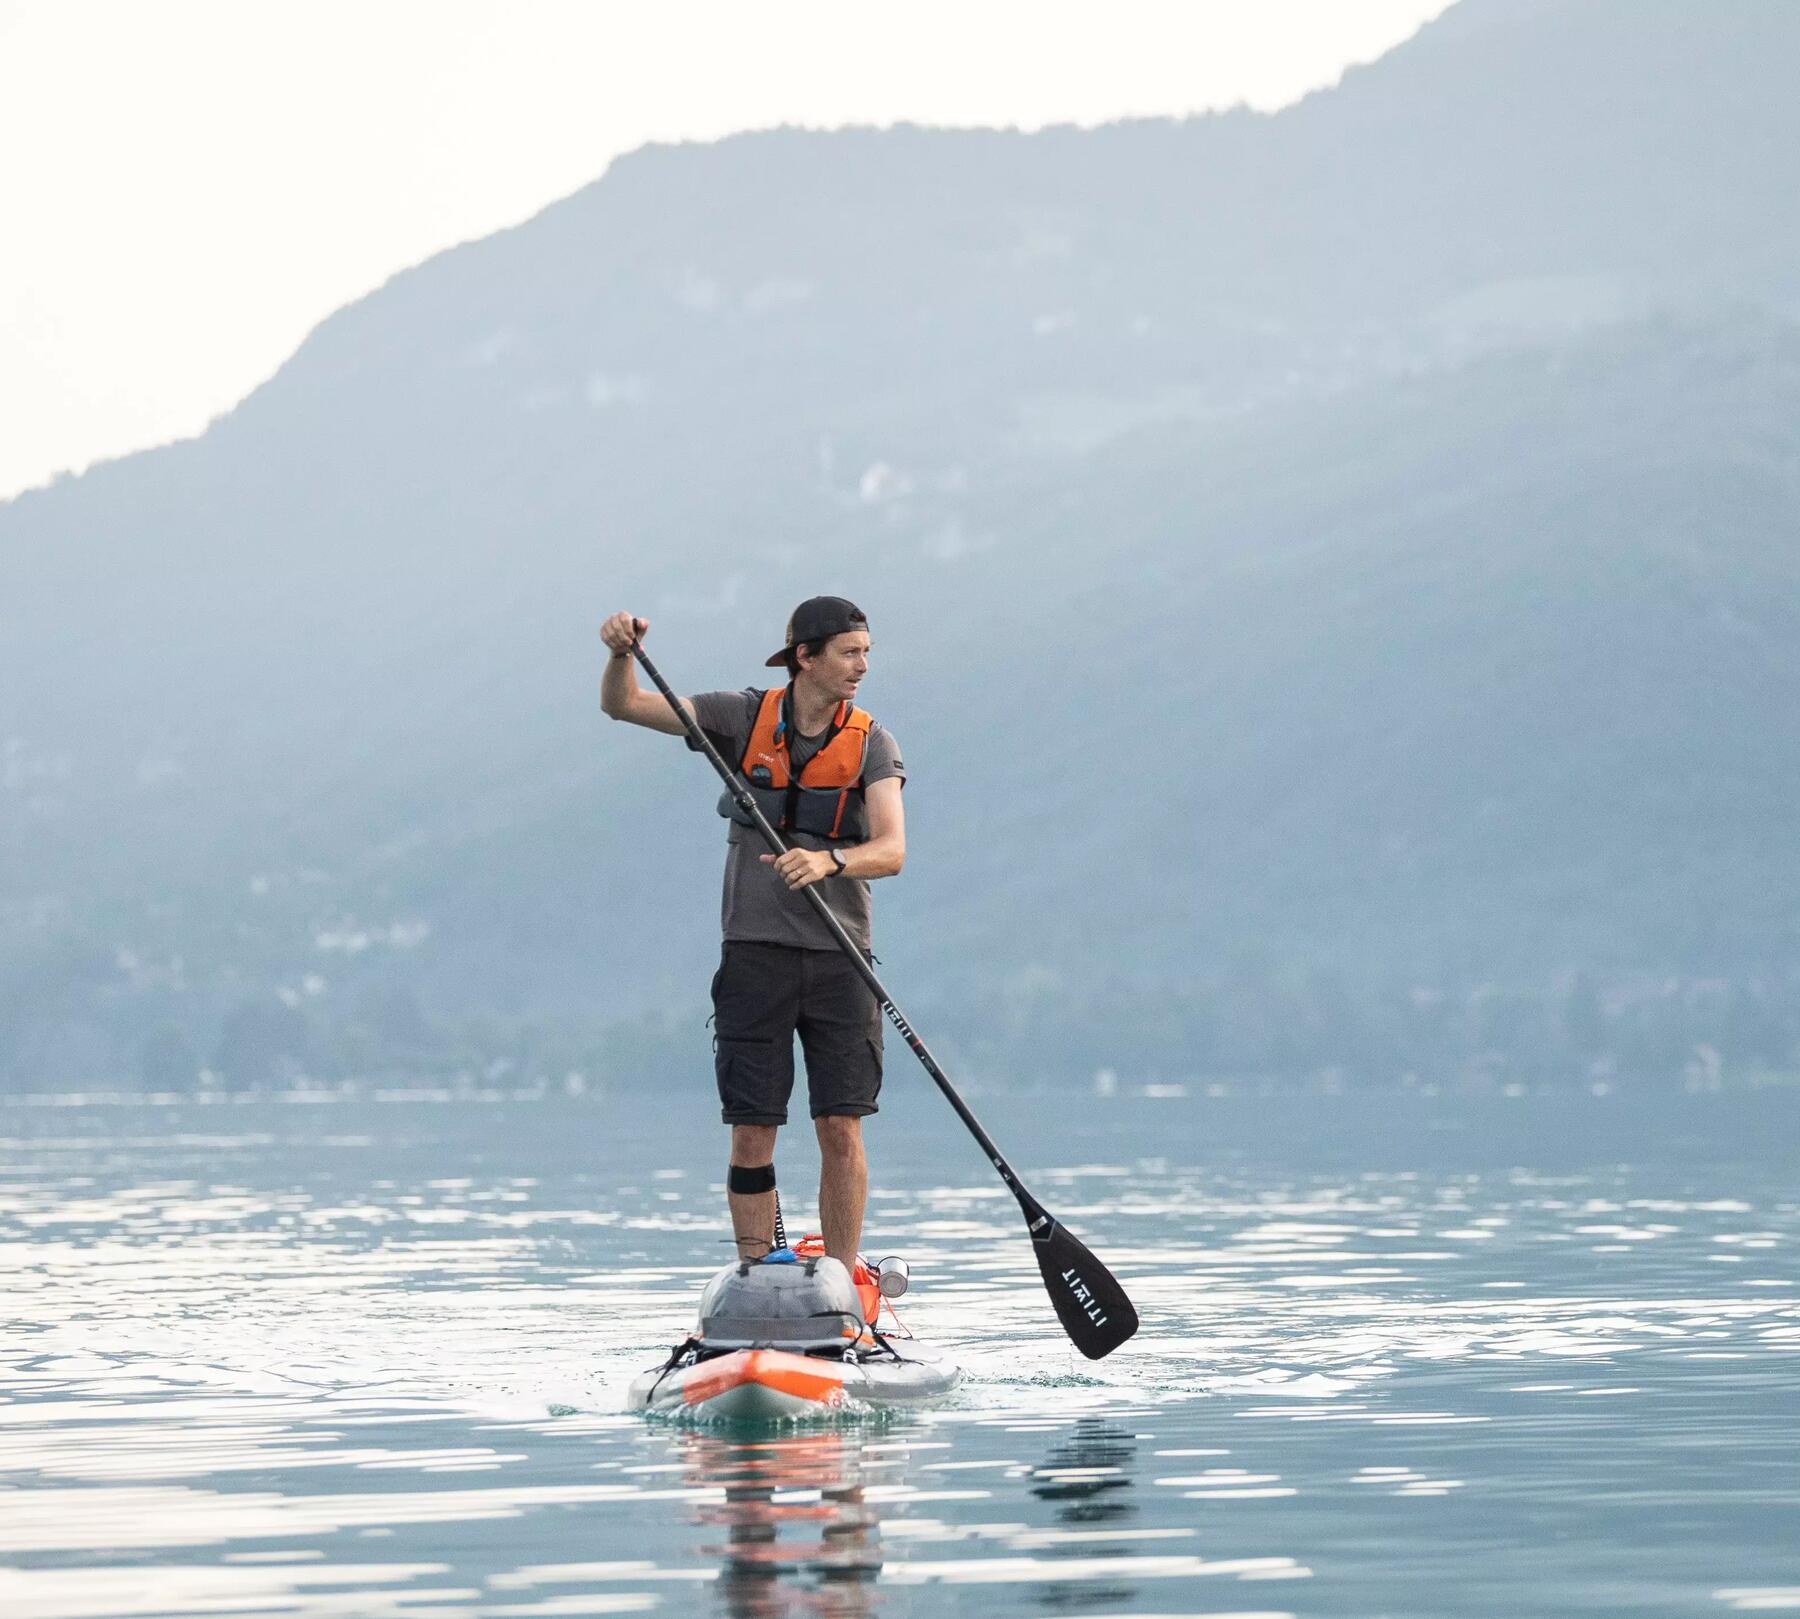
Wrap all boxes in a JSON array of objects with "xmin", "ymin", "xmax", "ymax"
[{"xmin": 5, "ymin": 0, "xmax": 1798, "ymax": 1090}]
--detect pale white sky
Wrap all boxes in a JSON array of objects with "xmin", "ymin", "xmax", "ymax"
[{"xmin": 0, "ymin": 0, "xmax": 1453, "ymax": 500}]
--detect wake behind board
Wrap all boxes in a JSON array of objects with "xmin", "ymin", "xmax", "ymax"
[{"xmin": 628, "ymin": 1242, "xmax": 959, "ymax": 1423}]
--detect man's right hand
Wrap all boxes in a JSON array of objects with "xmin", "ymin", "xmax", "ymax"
[
  {"xmin": 600, "ymin": 612, "xmax": 647, "ymax": 657},
  {"xmin": 598, "ymin": 614, "xmax": 692, "ymax": 734}
]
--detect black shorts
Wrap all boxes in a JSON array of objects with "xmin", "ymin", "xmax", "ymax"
[{"xmin": 711, "ymin": 941, "xmax": 883, "ymax": 1126}]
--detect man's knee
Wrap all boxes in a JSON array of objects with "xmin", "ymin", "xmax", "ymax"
[
  {"xmin": 731, "ymin": 1123, "xmax": 779, "ymax": 1166},
  {"xmin": 814, "ymin": 1114, "xmax": 863, "ymax": 1159}
]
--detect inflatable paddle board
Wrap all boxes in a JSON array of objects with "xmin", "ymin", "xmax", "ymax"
[{"xmin": 628, "ymin": 1240, "xmax": 959, "ymax": 1422}]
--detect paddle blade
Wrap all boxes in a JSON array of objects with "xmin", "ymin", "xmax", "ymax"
[{"xmin": 1029, "ymin": 1215, "xmax": 1139, "ymax": 1359}]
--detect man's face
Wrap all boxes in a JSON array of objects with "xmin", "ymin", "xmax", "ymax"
[{"xmin": 797, "ymin": 630, "xmax": 871, "ymax": 702}]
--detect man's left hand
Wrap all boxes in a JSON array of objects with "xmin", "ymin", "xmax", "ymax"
[{"xmin": 760, "ymin": 848, "xmax": 835, "ymax": 890}]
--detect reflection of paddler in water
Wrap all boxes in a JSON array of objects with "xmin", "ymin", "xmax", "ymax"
[{"xmin": 680, "ymin": 1431, "xmax": 881, "ymax": 1618}]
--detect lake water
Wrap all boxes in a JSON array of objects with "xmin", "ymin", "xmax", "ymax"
[{"xmin": 1, "ymin": 1080, "xmax": 1796, "ymax": 1618}]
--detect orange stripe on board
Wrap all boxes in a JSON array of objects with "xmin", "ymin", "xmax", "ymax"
[{"xmin": 681, "ymin": 1349, "xmax": 849, "ymax": 1408}]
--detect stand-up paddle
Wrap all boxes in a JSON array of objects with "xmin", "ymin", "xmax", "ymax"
[{"xmin": 631, "ymin": 636, "xmax": 1138, "ymax": 1360}]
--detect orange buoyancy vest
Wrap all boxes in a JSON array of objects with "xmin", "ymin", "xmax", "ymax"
[{"xmin": 718, "ymin": 686, "xmax": 872, "ymax": 842}]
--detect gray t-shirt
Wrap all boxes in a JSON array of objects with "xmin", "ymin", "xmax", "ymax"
[{"xmin": 689, "ymin": 688, "xmax": 904, "ymax": 953}]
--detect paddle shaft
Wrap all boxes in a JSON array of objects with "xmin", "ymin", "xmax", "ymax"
[{"xmin": 630, "ymin": 642, "xmax": 1048, "ymax": 1224}]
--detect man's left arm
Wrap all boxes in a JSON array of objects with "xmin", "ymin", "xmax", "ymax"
[
  {"xmin": 761, "ymin": 778, "xmax": 906, "ymax": 889},
  {"xmin": 838, "ymin": 777, "xmax": 905, "ymax": 879}
]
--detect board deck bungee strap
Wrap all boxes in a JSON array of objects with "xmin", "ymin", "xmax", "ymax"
[{"xmin": 679, "ymin": 1349, "xmax": 855, "ymax": 1412}]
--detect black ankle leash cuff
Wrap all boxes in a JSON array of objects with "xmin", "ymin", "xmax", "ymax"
[{"xmin": 727, "ymin": 1162, "xmax": 777, "ymax": 1195}]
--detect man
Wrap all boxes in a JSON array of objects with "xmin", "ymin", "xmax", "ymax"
[{"xmin": 598, "ymin": 597, "xmax": 905, "ymax": 1268}]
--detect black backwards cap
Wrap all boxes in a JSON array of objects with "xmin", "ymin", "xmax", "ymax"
[{"xmin": 764, "ymin": 596, "xmax": 868, "ymax": 667}]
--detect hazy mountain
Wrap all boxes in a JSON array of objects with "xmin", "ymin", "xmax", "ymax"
[{"xmin": 5, "ymin": 0, "xmax": 1799, "ymax": 1088}]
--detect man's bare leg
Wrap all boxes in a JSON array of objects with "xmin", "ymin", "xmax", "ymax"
[
  {"xmin": 728, "ymin": 1123, "xmax": 779, "ymax": 1261},
  {"xmin": 815, "ymin": 1115, "xmax": 867, "ymax": 1266}
]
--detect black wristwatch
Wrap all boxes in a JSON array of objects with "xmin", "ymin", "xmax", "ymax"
[{"xmin": 829, "ymin": 847, "xmax": 849, "ymax": 877}]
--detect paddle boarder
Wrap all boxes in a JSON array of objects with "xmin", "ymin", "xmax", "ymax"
[{"xmin": 599, "ymin": 598, "xmax": 905, "ymax": 1269}]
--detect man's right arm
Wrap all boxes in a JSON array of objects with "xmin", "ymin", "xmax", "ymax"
[{"xmin": 598, "ymin": 612, "xmax": 694, "ymax": 735}]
